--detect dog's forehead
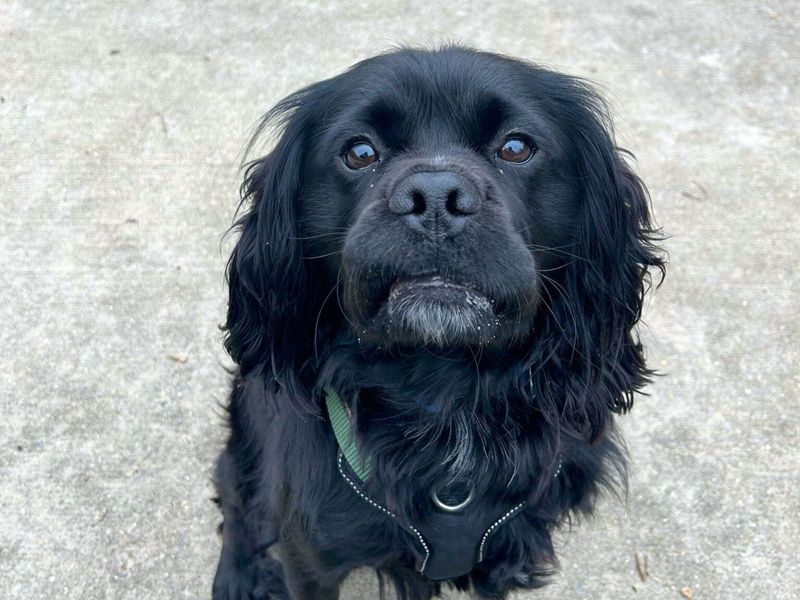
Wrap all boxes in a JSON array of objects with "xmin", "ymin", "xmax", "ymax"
[{"xmin": 334, "ymin": 51, "xmax": 530, "ymax": 145}]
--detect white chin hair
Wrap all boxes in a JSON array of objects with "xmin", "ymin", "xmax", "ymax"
[{"xmin": 386, "ymin": 281, "xmax": 498, "ymax": 346}]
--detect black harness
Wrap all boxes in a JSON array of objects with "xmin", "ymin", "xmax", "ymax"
[{"xmin": 326, "ymin": 387, "xmax": 550, "ymax": 581}]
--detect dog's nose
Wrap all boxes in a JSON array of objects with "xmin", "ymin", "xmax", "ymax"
[{"xmin": 389, "ymin": 171, "xmax": 481, "ymax": 237}]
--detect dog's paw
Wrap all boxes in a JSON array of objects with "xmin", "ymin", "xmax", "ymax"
[{"xmin": 212, "ymin": 554, "xmax": 289, "ymax": 600}]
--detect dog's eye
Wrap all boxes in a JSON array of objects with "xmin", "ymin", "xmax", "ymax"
[
  {"xmin": 344, "ymin": 142, "xmax": 378, "ymax": 169},
  {"xmin": 498, "ymin": 138, "xmax": 534, "ymax": 163}
]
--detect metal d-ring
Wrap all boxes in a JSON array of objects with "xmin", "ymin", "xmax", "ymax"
[{"xmin": 431, "ymin": 480, "xmax": 475, "ymax": 513}]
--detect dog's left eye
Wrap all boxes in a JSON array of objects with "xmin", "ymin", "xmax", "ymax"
[
  {"xmin": 344, "ymin": 142, "xmax": 378, "ymax": 169},
  {"xmin": 497, "ymin": 138, "xmax": 534, "ymax": 163}
]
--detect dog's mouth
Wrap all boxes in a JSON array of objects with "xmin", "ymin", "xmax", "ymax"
[
  {"xmin": 368, "ymin": 275, "xmax": 505, "ymax": 348},
  {"xmin": 387, "ymin": 276, "xmax": 494, "ymax": 317}
]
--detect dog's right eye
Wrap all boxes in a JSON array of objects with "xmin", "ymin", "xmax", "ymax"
[{"xmin": 344, "ymin": 142, "xmax": 378, "ymax": 169}]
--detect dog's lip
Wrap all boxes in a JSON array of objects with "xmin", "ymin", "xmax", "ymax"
[
  {"xmin": 390, "ymin": 275, "xmax": 472, "ymax": 294},
  {"xmin": 388, "ymin": 275, "xmax": 495, "ymax": 311},
  {"xmin": 389, "ymin": 275, "xmax": 485, "ymax": 298}
]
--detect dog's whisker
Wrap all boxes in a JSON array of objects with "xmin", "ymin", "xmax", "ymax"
[
  {"xmin": 303, "ymin": 249, "xmax": 344, "ymax": 260},
  {"xmin": 333, "ymin": 260, "xmax": 362, "ymax": 336},
  {"xmin": 290, "ymin": 231, "xmax": 349, "ymax": 241},
  {"xmin": 313, "ymin": 281, "xmax": 339, "ymax": 363},
  {"xmin": 538, "ymin": 273, "xmax": 580, "ymax": 340},
  {"xmin": 538, "ymin": 262, "xmax": 573, "ymax": 273}
]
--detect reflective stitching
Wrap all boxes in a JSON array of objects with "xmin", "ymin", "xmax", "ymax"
[
  {"xmin": 336, "ymin": 451, "xmax": 431, "ymax": 573},
  {"xmin": 476, "ymin": 461, "xmax": 560, "ymax": 563},
  {"xmin": 477, "ymin": 501, "xmax": 526, "ymax": 562},
  {"xmin": 336, "ymin": 449, "xmax": 563, "ymax": 572}
]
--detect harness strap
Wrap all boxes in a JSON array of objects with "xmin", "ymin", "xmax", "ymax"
[
  {"xmin": 336, "ymin": 451, "xmax": 431, "ymax": 573},
  {"xmin": 325, "ymin": 386, "xmax": 371, "ymax": 481}
]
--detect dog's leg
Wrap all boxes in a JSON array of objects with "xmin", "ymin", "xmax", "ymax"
[
  {"xmin": 279, "ymin": 517, "xmax": 342, "ymax": 600},
  {"xmin": 212, "ymin": 450, "xmax": 290, "ymax": 600}
]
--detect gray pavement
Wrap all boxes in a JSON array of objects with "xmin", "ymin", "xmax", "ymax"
[{"xmin": 1, "ymin": 1, "xmax": 798, "ymax": 598}]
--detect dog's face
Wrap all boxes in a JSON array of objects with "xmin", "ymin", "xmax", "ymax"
[
  {"xmin": 295, "ymin": 51, "xmax": 585, "ymax": 350},
  {"xmin": 226, "ymin": 47, "xmax": 663, "ymax": 406}
]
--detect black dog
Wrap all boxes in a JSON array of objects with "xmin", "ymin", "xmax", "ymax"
[{"xmin": 212, "ymin": 46, "xmax": 664, "ymax": 600}]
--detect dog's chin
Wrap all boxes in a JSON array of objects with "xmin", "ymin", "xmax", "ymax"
[{"xmin": 356, "ymin": 276, "xmax": 525, "ymax": 350}]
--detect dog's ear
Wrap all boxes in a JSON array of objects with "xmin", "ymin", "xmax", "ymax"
[
  {"xmin": 223, "ymin": 90, "xmax": 323, "ymax": 407},
  {"xmin": 530, "ymin": 75, "xmax": 665, "ymax": 441}
]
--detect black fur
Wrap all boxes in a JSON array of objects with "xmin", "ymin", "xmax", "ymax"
[{"xmin": 213, "ymin": 46, "xmax": 665, "ymax": 600}]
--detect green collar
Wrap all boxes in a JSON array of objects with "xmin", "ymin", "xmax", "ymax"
[{"xmin": 324, "ymin": 386, "xmax": 372, "ymax": 481}]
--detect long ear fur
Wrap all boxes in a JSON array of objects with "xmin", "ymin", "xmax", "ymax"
[
  {"xmin": 223, "ymin": 88, "xmax": 325, "ymax": 410},
  {"xmin": 527, "ymin": 74, "xmax": 666, "ymax": 442}
]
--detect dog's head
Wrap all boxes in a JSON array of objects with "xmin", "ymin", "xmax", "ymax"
[{"xmin": 224, "ymin": 47, "xmax": 664, "ymax": 430}]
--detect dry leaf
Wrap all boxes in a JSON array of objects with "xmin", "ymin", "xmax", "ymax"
[{"xmin": 634, "ymin": 552, "xmax": 648, "ymax": 582}]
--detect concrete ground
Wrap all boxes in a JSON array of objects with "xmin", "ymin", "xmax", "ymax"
[{"xmin": 1, "ymin": 1, "xmax": 798, "ymax": 598}]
